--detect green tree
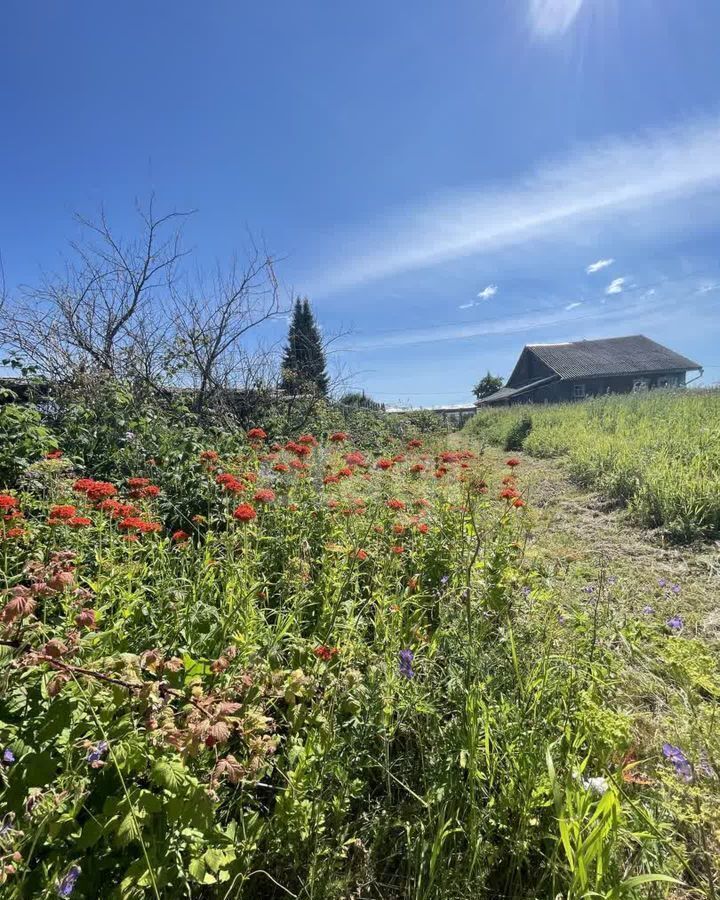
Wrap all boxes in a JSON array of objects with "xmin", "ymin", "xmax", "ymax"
[
  {"xmin": 472, "ymin": 371, "xmax": 504, "ymax": 400},
  {"xmin": 280, "ymin": 297, "xmax": 329, "ymax": 396}
]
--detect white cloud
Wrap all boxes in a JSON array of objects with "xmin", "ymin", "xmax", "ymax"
[
  {"xmin": 308, "ymin": 115, "xmax": 720, "ymax": 297},
  {"xmin": 606, "ymin": 277, "xmax": 626, "ymax": 295},
  {"xmin": 565, "ymin": 301, "xmax": 582, "ymax": 310},
  {"xmin": 477, "ymin": 284, "xmax": 498, "ymax": 300},
  {"xmin": 528, "ymin": 0, "xmax": 584, "ymax": 38},
  {"xmin": 586, "ymin": 257, "xmax": 614, "ymax": 273},
  {"xmin": 458, "ymin": 301, "xmax": 474, "ymax": 309},
  {"xmin": 697, "ymin": 281, "xmax": 720, "ymax": 294}
]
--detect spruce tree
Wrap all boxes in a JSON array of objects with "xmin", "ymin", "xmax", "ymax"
[{"xmin": 280, "ymin": 297, "xmax": 329, "ymax": 395}]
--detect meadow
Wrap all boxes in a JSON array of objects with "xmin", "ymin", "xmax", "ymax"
[
  {"xmin": 0, "ymin": 407, "xmax": 718, "ymax": 898},
  {"xmin": 464, "ymin": 389, "xmax": 720, "ymax": 541}
]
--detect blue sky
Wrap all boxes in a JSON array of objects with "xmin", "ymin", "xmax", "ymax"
[{"xmin": 2, "ymin": 0, "xmax": 720, "ymax": 404}]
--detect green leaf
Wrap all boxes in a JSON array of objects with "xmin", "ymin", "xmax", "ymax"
[
  {"xmin": 151, "ymin": 758, "xmax": 186, "ymax": 791},
  {"xmin": 21, "ymin": 751, "xmax": 58, "ymax": 787},
  {"xmin": 77, "ymin": 816, "xmax": 105, "ymax": 849},
  {"xmin": 115, "ymin": 811, "xmax": 141, "ymax": 847}
]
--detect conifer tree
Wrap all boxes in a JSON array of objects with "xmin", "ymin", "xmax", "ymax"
[{"xmin": 280, "ymin": 297, "xmax": 329, "ymax": 395}]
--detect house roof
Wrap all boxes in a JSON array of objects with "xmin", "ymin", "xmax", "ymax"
[
  {"xmin": 526, "ymin": 335, "xmax": 701, "ymax": 380},
  {"xmin": 476, "ymin": 375, "xmax": 559, "ymax": 406}
]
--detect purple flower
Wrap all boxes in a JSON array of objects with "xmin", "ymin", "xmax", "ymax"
[
  {"xmin": 2, "ymin": 747, "xmax": 15, "ymax": 764},
  {"xmin": 0, "ymin": 812, "xmax": 15, "ymax": 838},
  {"xmin": 557, "ymin": 614, "xmax": 566, "ymax": 625},
  {"xmin": 56, "ymin": 865, "xmax": 81, "ymax": 897},
  {"xmin": 521, "ymin": 586, "xmax": 531, "ymax": 597},
  {"xmin": 86, "ymin": 740, "xmax": 109, "ymax": 766},
  {"xmin": 607, "ymin": 576, "xmax": 617, "ymax": 585},
  {"xmin": 666, "ymin": 615, "xmax": 683, "ymax": 632},
  {"xmin": 440, "ymin": 575, "xmax": 450, "ymax": 585},
  {"xmin": 642, "ymin": 605, "xmax": 655, "ymax": 615},
  {"xmin": 582, "ymin": 585, "xmax": 595, "ymax": 594},
  {"xmin": 399, "ymin": 649, "xmax": 414, "ymax": 679},
  {"xmin": 662, "ymin": 743, "xmax": 692, "ymax": 781},
  {"xmin": 658, "ymin": 578, "xmax": 666, "ymax": 588},
  {"xmin": 671, "ymin": 583, "xmax": 681, "ymax": 594}
]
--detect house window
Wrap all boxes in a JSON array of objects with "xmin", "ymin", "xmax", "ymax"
[
  {"xmin": 657, "ymin": 375, "xmax": 678, "ymax": 389},
  {"xmin": 633, "ymin": 378, "xmax": 649, "ymax": 392},
  {"xmin": 573, "ymin": 384, "xmax": 586, "ymax": 399}
]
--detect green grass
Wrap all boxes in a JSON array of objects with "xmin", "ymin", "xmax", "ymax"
[
  {"xmin": 464, "ymin": 389, "xmax": 720, "ymax": 540},
  {"xmin": 1, "ymin": 430, "xmax": 718, "ymax": 898}
]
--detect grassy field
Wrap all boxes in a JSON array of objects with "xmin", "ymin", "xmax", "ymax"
[
  {"xmin": 464, "ymin": 389, "xmax": 720, "ymax": 541},
  {"xmin": 0, "ymin": 426, "xmax": 719, "ymax": 898}
]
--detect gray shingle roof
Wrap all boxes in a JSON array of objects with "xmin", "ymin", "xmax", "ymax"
[
  {"xmin": 527, "ymin": 335, "xmax": 701, "ymax": 380},
  {"xmin": 476, "ymin": 375, "xmax": 559, "ymax": 405}
]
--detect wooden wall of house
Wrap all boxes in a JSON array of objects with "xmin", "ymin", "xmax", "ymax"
[
  {"xmin": 506, "ymin": 350, "xmax": 556, "ymax": 388},
  {"xmin": 517, "ymin": 370, "xmax": 689, "ymax": 404}
]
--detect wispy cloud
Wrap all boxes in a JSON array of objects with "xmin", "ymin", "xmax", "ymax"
[
  {"xmin": 308, "ymin": 116, "xmax": 720, "ymax": 296},
  {"xmin": 606, "ymin": 277, "xmax": 626, "ymax": 295},
  {"xmin": 697, "ymin": 281, "xmax": 720, "ymax": 294},
  {"xmin": 565, "ymin": 301, "xmax": 582, "ymax": 310},
  {"xmin": 586, "ymin": 258, "xmax": 614, "ymax": 274},
  {"xmin": 477, "ymin": 284, "xmax": 498, "ymax": 300},
  {"xmin": 459, "ymin": 283, "xmax": 498, "ymax": 309},
  {"xmin": 528, "ymin": 0, "xmax": 584, "ymax": 38}
]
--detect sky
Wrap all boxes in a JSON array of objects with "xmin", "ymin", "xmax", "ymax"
[{"xmin": 1, "ymin": 0, "xmax": 720, "ymax": 405}]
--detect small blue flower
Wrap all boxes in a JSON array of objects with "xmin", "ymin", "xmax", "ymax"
[
  {"xmin": 666, "ymin": 615, "xmax": 683, "ymax": 632},
  {"xmin": 86, "ymin": 740, "xmax": 109, "ymax": 766},
  {"xmin": 399, "ymin": 649, "xmax": 414, "ymax": 679},
  {"xmin": 521, "ymin": 586, "xmax": 531, "ymax": 597},
  {"xmin": 607, "ymin": 576, "xmax": 617, "ymax": 585},
  {"xmin": 662, "ymin": 743, "xmax": 692, "ymax": 781},
  {"xmin": 582, "ymin": 585, "xmax": 595, "ymax": 594},
  {"xmin": 671, "ymin": 583, "xmax": 681, "ymax": 594},
  {"xmin": 57, "ymin": 865, "xmax": 81, "ymax": 897},
  {"xmin": 557, "ymin": 614, "xmax": 566, "ymax": 625},
  {"xmin": 642, "ymin": 605, "xmax": 655, "ymax": 615},
  {"xmin": 440, "ymin": 575, "xmax": 450, "ymax": 586},
  {"xmin": 2, "ymin": 747, "xmax": 15, "ymax": 764},
  {"xmin": 658, "ymin": 578, "xmax": 666, "ymax": 588},
  {"xmin": 0, "ymin": 812, "xmax": 15, "ymax": 838}
]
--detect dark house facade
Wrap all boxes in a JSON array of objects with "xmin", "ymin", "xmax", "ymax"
[{"xmin": 477, "ymin": 335, "xmax": 702, "ymax": 407}]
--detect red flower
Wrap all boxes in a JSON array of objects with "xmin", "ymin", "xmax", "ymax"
[
  {"xmin": 253, "ymin": 488, "xmax": 275, "ymax": 504},
  {"xmin": 232, "ymin": 503, "xmax": 257, "ymax": 522},
  {"xmin": 216, "ymin": 473, "xmax": 245, "ymax": 493},
  {"xmin": 298, "ymin": 434, "xmax": 317, "ymax": 446},
  {"xmin": 172, "ymin": 530, "xmax": 190, "ymax": 542},
  {"xmin": 392, "ymin": 454, "xmax": 405, "ymax": 463},
  {"xmin": 3, "ymin": 527, "xmax": 25, "ymax": 539},
  {"xmin": 67, "ymin": 516, "xmax": 92, "ymax": 528},
  {"xmin": 129, "ymin": 483, "xmax": 160, "ymax": 499},
  {"xmin": 393, "ymin": 524, "xmax": 405, "ymax": 535},
  {"xmin": 127, "ymin": 477, "xmax": 150, "ymax": 489},
  {"xmin": 376, "ymin": 458, "xmax": 393, "ymax": 470},
  {"xmin": 391, "ymin": 545, "xmax": 405, "ymax": 554},
  {"xmin": 434, "ymin": 467, "xmax": 448, "ymax": 478},
  {"xmin": 45, "ymin": 449, "xmax": 63, "ymax": 459},
  {"xmin": 410, "ymin": 463, "xmax": 425, "ymax": 474},
  {"xmin": 417, "ymin": 523, "xmax": 429, "ymax": 534},
  {"xmin": 500, "ymin": 487, "xmax": 520, "ymax": 501},
  {"xmin": 506, "ymin": 458, "xmax": 521, "ymax": 468},
  {"xmin": 323, "ymin": 475, "xmax": 339, "ymax": 485},
  {"xmin": 273, "ymin": 463, "xmax": 290, "ymax": 473},
  {"xmin": 49, "ymin": 505, "xmax": 77, "ymax": 520},
  {"xmin": 387, "ymin": 499, "xmax": 405, "ymax": 511},
  {"xmin": 289, "ymin": 459, "xmax": 307, "ymax": 471},
  {"xmin": 118, "ymin": 516, "xmax": 161, "ymax": 533},
  {"xmin": 344, "ymin": 451, "xmax": 368, "ymax": 468},
  {"xmin": 512, "ymin": 498, "xmax": 526, "ymax": 508},
  {"xmin": 0, "ymin": 494, "xmax": 18, "ymax": 509},
  {"xmin": 313, "ymin": 645, "xmax": 339, "ymax": 662},
  {"xmin": 200, "ymin": 450, "xmax": 219, "ymax": 461},
  {"xmin": 329, "ymin": 431, "xmax": 348, "ymax": 442},
  {"xmin": 74, "ymin": 479, "xmax": 117, "ymax": 502},
  {"xmin": 247, "ymin": 427, "xmax": 267, "ymax": 440},
  {"xmin": 407, "ymin": 439, "xmax": 423, "ymax": 448},
  {"xmin": 337, "ymin": 467, "xmax": 353, "ymax": 478},
  {"xmin": 354, "ymin": 548, "xmax": 368, "ymax": 561}
]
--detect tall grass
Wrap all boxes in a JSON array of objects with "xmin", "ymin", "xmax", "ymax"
[
  {"xmin": 1, "ymin": 434, "xmax": 710, "ymax": 897},
  {"xmin": 465, "ymin": 389, "xmax": 720, "ymax": 539}
]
